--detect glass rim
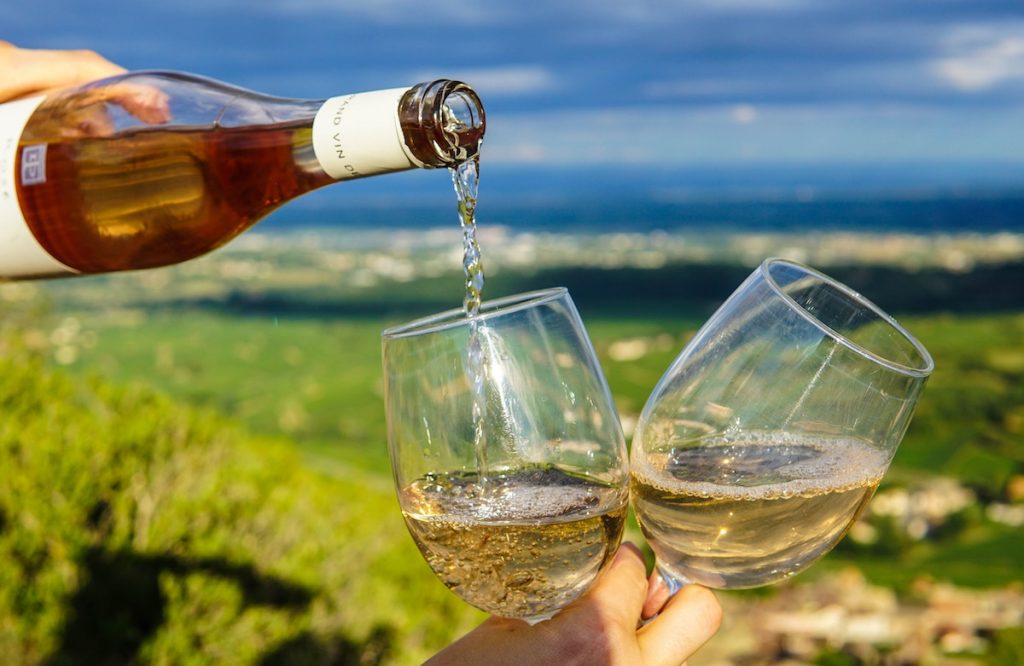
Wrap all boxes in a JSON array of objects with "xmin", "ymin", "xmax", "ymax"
[
  {"xmin": 760, "ymin": 258, "xmax": 935, "ymax": 378},
  {"xmin": 381, "ymin": 287, "xmax": 569, "ymax": 340}
]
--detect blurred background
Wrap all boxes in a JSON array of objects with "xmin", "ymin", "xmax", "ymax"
[{"xmin": 2, "ymin": 1, "xmax": 1023, "ymax": 664}]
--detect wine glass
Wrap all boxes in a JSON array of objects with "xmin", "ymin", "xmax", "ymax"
[
  {"xmin": 630, "ymin": 258, "xmax": 934, "ymax": 592},
  {"xmin": 383, "ymin": 288, "xmax": 629, "ymax": 623}
]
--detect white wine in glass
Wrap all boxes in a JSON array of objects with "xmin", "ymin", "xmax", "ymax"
[
  {"xmin": 631, "ymin": 259, "xmax": 934, "ymax": 591},
  {"xmin": 400, "ymin": 466, "xmax": 627, "ymax": 620},
  {"xmin": 383, "ymin": 288, "xmax": 629, "ymax": 622}
]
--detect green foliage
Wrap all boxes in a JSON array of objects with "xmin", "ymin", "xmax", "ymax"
[
  {"xmin": 8, "ymin": 262, "xmax": 1023, "ymax": 662},
  {"xmin": 48, "ymin": 313, "xmax": 392, "ymax": 471},
  {"xmin": 0, "ymin": 345, "xmax": 481, "ymax": 665},
  {"xmin": 42, "ymin": 306, "xmax": 1024, "ymax": 592},
  {"xmin": 988, "ymin": 627, "xmax": 1024, "ymax": 666},
  {"xmin": 834, "ymin": 516, "xmax": 913, "ymax": 559},
  {"xmin": 894, "ymin": 313, "xmax": 1024, "ymax": 498},
  {"xmin": 813, "ymin": 647, "xmax": 862, "ymax": 666}
]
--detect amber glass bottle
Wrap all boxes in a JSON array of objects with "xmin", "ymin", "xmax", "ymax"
[{"xmin": 0, "ymin": 72, "xmax": 484, "ymax": 278}]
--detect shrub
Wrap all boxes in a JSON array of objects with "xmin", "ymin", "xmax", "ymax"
[{"xmin": 0, "ymin": 346, "xmax": 480, "ymax": 664}]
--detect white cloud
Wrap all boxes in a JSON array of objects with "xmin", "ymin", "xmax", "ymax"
[
  {"xmin": 409, "ymin": 65, "xmax": 557, "ymax": 97},
  {"xmin": 558, "ymin": 0, "xmax": 810, "ymax": 22},
  {"xmin": 486, "ymin": 143, "xmax": 549, "ymax": 163},
  {"xmin": 731, "ymin": 104, "xmax": 759, "ymax": 125},
  {"xmin": 644, "ymin": 77, "xmax": 781, "ymax": 99},
  {"xmin": 222, "ymin": 0, "xmax": 806, "ymax": 26},
  {"xmin": 481, "ymin": 103, "xmax": 1024, "ymax": 165},
  {"xmin": 934, "ymin": 25, "xmax": 1024, "ymax": 92},
  {"xmin": 249, "ymin": 0, "xmax": 508, "ymax": 25}
]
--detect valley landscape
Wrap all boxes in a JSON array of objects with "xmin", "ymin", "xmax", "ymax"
[{"xmin": 2, "ymin": 215, "xmax": 1022, "ymax": 664}]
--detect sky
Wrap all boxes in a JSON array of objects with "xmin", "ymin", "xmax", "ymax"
[{"xmin": 5, "ymin": 0, "xmax": 1024, "ymax": 193}]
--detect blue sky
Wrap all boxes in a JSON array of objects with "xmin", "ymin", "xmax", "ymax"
[{"xmin": 5, "ymin": 1, "xmax": 1024, "ymax": 178}]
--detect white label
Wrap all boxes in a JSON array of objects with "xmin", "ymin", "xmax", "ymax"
[
  {"xmin": 311, "ymin": 87, "xmax": 423, "ymax": 180},
  {"xmin": 0, "ymin": 95, "xmax": 77, "ymax": 278}
]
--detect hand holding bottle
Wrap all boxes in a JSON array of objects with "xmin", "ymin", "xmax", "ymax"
[
  {"xmin": 0, "ymin": 41, "xmax": 126, "ymax": 102},
  {"xmin": 1, "ymin": 42, "xmax": 170, "ymax": 137},
  {"xmin": 427, "ymin": 543, "xmax": 722, "ymax": 666}
]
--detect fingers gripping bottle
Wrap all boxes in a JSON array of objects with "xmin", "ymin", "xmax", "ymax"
[{"xmin": 0, "ymin": 72, "xmax": 484, "ymax": 279}]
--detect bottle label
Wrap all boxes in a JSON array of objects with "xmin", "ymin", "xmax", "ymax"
[
  {"xmin": 311, "ymin": 87, "xmax": 423, "ymax": 180},
  {"xmin": 0, "ymin": 95, "xmax": 77, "ymax": 278}
]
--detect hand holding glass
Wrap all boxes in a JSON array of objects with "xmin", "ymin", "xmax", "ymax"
[
  {"xmin": 383, "ymin": 288, "xmax": 629, "ymax": 622},
  {"xmin": 630, "ymin": 259, "xmax": 934, "ymax": 591}
]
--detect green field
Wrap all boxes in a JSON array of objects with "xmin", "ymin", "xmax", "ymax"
[
  {"xmin": 50, "ymin": 306, "xmax": 1024, "ymax": 468},
  {"xmin": 47, "ymin": 307, "xmax": 1024, "ymax": 588},
  {"xmin": 2, "ymin": 252, "xmax": 1023, "ymax": 664}
]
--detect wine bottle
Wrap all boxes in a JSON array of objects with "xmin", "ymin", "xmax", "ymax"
[{"xmin": 0, "ymin": 72, "xmax": 485, "ymax": 279}]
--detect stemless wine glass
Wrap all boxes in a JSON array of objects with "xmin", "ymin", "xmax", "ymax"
[
  {"xmin": 631, "ymin": 258, "xmax": 934, "ymax": 592},
  {"xmin": 383, "ymin": 288, "xmax": 629, "ymax": 623}
]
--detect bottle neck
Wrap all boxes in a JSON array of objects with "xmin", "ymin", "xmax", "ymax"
[
  {"xmin": 310, "ymin": 80, "xmax": 485, "ymax": 181},
  {"xmin": 311, "ymin": 88, "xmax": 419, "ymax": 180},
  {"xmin": 399, "ymin": 80, "xmax": 485, "ymax": 167}
]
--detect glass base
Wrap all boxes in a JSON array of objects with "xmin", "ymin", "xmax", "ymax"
[
  {"xmin": 638, "ymin": 563, "xmax": 690, "ymax": 626},
  {"xmin": 656, "ymin": 562, "xmax": 687, "ymax": 597},
  {"xmin": 521, "ymin": 611, "xmax": 556, "ymax": 626}
]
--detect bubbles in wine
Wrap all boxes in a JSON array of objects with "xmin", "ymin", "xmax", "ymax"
[
  {"xmin": 631, "ymin": 432, "xmax": 888, "ymax": 588},
  {"xmin": 402, "ymin": 466, "xmax": 627, "ymax": 621}
]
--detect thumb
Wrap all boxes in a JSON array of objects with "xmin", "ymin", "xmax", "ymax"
[{"xmin": 638, "ymin": 584, "xmax": 722, "ymax": 666}]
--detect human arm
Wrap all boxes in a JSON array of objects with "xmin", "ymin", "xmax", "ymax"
[
  {"xmin": 0, "ymin": 42, "xmax": 170, "ymax": 134},
  {"xmin": 0, "ymin": 41, "xmax": 125, "ymax": 103}
]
